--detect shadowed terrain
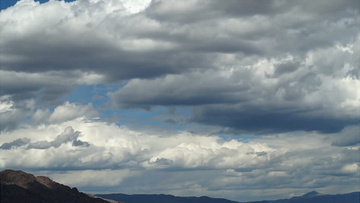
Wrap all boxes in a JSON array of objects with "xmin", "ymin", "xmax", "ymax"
[{"xmin": 0, "ymin": 169, "xmax": 119, "ymax": 203}]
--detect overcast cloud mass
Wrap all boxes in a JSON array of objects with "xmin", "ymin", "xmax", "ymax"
[{"xmin": 0, "ymin": 0, "xmax": 359, "ymax": 201}]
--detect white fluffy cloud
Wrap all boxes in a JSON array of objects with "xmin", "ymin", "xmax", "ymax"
[
  {"xmin": 0, "ymin": 98, "xmax": 98, "ymax": 132},
  {"xmin": 0, "ymin": 111, "xmax": 359, "ymax": 200},
  {"xmin": 38, "ymin": 101, "xmax": 98, "ymax": 124}
]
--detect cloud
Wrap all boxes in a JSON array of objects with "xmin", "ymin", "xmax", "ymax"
[
  {"xmin": 27, "ymin": 140, "xmax": 53, "ymax": 149},
  {"xmin": 72, "ymin": 139, "xmax": 90, "ymax": 147},
  {"xmin": 1, "ymin": 0, "xmax": 358, "ymax": 134},
  {"xmin": 109, "ymin": 46, "xmax": 359, "ymax": 133},
  {"xmin": 27, "ymin": 126, "xmax": 89, "ymax": 149},
  {"xmin": 0, "ymin": 98, "xmax": 98, "ymax": 132},
  {"xmin": 0, "ymin": 116, "xmax": 359, "ymax": 200},
  {"xmin": 107, "ymin": 69, "xmax": 248, "ymax": 108},
  {"xmin": 331, "ymin": 125, "xmax": 360, "ymax": 147},
  {"xmin": 0, "ymin": 138, "xmax": 30, "ymax": 150},
  {"xmin": 43, "ymin": 169, "xmax": 138, "ymax": 187},
  {"xmin": 47, "ymin": 102, "xmax": 98, "ymax": 124},
  {"xmin": 0, "ymin": 96, "xmax": 34, "ymax": 131},
  {"xmin": 51, "ymin": 126, "xmax": 80, "ymax": 148},
  {"xmin": 1, "ymin": 0, "xmax": 192, "ymax": 79},
  {"xmin": 107, "ymin": 0, "xmax": 358, "ymax": 133},
  {"xmin": 2, "ymin": 0, "xmax": 356, "ymax": 93},
  {"xmin": 190, "ymin": 104, "xmax": 358, "ymax": 134},
  {"xmin": 0, "ymin": 70, "xmax": 104, "ymax": 105},
  {"xmin": 340, "ymin": 163, "xmax": 359, "ymax": 174},
  {"xmin": 0, "ymin": 114, "xmax": 356, "ymax": 202}
]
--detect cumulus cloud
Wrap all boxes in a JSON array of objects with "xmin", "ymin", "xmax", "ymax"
[
  {"xmin": 47, "ymin": 102, "xmax": 98, "ymax": 124},
  {"xmin": 51, "ymin": 126, "xmax": 81, "ymax": 147},
  {"xmin": 27, "ymin": 126, "xmax": 88, "ymax": 149},
  {"xmin": 1, "ymin": 117, "xmax": 359, "ymax": 200},
  {"xmin": 108, "ymin": 0, "xmax": 359, "ymax": 133},
  {"xmin": 109, "ymin": 47, "xmax": 359, "ymax": 133},
  {"xmin": 0, "ymin": 98, "xmax": 98, "ymax": 132},
  {"xmin": 0, "ymin": 138, "xmax": 30, "ymax": 150}
]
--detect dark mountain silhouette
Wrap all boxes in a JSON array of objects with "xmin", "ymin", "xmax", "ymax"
[
  {"xmin": 0, "ymin": 169, "xmax": 119, "ymax": 203},
  {"xmin": 96, "ymin": 193, "xmax": 239, "ymax": 203}
]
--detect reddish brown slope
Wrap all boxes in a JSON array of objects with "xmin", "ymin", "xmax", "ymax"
[{"xmin": 0, "ymin": 169, "xmax": 118, "ymax": 203}]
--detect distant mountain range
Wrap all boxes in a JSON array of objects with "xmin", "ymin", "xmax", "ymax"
[
  {"xmin": 1, "ymin": 169, "xmax": 359, "ymax": 203},
  {"xmin": 248, "ymin": 191, "xmax": 360, "ymax": 203},
  {"xmin": 96, "ymin": 191, "xmax": 360, "ymax": 203},
  {"xmin": 96, "ymin": 193, "xmax": 240, "ymax": 203}
]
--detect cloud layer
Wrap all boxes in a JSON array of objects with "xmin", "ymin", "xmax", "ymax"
[
  {"xmin": 0, "ymin": 0, "xmax": 359, "ymax": 201},
  {"xmin": 0, "ymin": 115, "xmax": 359, "ymax": 201},
  {"xmin": 1, "ymin": 0, "xmax": 358, "ymax": 133}
]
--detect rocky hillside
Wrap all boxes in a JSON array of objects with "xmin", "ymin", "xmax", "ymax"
[{"xmin": 0, "ymin": 169, "xmax": 118, "ymax": 203}]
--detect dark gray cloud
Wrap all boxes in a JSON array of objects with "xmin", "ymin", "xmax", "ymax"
[
  {"xmin": 51, "ymin": 126, "xmax": 81, "ymax": 148},
  {"xmin": 273, "ymin": 59, "xmax": 302, "ymax": 76},
  {"xmin": 108, "ymin": 48, "xmax": 358, "ymax": 133},
  {"xmin": 1, "ymin": 1, "xmax": 213, "ymax": 81},
  {"xmin": 332, "ymin": 125, "xmax": 360, "ymax": 147},
  {"xmin": 72, "ymin": 139, "xmax": 90, "ymax": 147},
  {"xmin": 2, "ymin": 0, "xmax": 356, "ymax": 80},
  {"xmin": 27, "ymin": 126, "xmax": 89, "ymax": 149},
  {"xmin": 191, "ymin": 104, "xmax": 359, "ymax": 133},
  {"xmin": 0, "ymin": 97, "xmax": 33, "ymax": 132},
  {"xmin": 28, "ymin": 140, "xmax": 53, "ymax": 149},
  {"xmin": 1, "ymin": 0, "xmax": 359, "ymax": 134},
  {"xmin": 106, "ymin": 0, "xmax": 358, "ymax": 134},
  {"xmin": 0, "ymin": 138, "xmax": 30, "ymax": 150},
  {"xmin": 108, "ymin": 70, "xmax": 251, "ymax": 109},
  {"xmin": 0, "ymin": 70, "xmax": 98, "ymax": 106}
]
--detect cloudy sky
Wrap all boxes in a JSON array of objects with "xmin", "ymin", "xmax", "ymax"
[{"xmin": 0, "ymin": 0, "xmax": 359, "ymax": 201}]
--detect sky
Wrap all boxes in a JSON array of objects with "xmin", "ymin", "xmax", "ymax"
[{"xmin": 0, "ymin": 0, "xmax": 359, "ymax": 201}]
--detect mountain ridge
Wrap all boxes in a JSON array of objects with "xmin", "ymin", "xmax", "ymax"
[
  {"xmin": 96, "ymin": 191, "xmax": 360, "ymax": 203},
  {"xmin": 96, "ymin": 193, "xmax": 240, "ymax": 203},
  {"xmin": 248, "ymin": 191, "xmax": 359, "ymax": 203},
  {"xmin": 0, "ymin": 169, "xmax": 119, "ymax": 203}
]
